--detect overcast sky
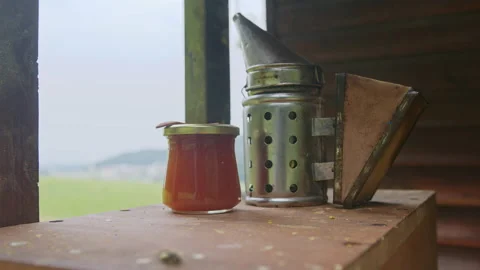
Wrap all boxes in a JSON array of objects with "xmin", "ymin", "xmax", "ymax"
[{"xmin": 38, "ymin": 0, "xmax": 266, "ymax": 166}]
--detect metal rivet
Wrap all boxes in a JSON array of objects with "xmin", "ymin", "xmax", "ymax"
[
  {"xmin": 288, "ymin": 111, "xmax": 297, "ymax": 120},
  {"xmin": 289, "ymin": 136, "xmax": 297, "ymax": 144},
  {"xmin": 289, "ymin": 184, "xmax": 298, "ymax": 193},
  {"xmin": 249, "ymin": 184, "xmax": 254, "ymax": 192},
  {"xmin": 265, "ymin": 184, "xmax": 273, "ymax": 193},
  {"xmin": 264, "ymin": 136, "xmax": 273, "ymax": 144},
  {"xmin": 264, "ymin": 112, "xmax": 272, "ymax": 120}
]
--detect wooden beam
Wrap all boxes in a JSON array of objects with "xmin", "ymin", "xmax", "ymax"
[
  {"xmin": 438, "ymin": 245, "xmax": 480, "ymax": 270},
  {"xmin": 280, "ymin": 11, "xmax": 480, "ymax": 64},
  {"xmin": 273, "ymin": 0, "xmax": 480, "ymax": 35},
  {"xmin": 266, "ymin": 0, "xmax": 278, "ymax": 36},
  {"xmin": 0, "ymin": 190, "xmax": 437, "ymax": 270},
  {"xmin": 382, "ymin": 166, "xmax": 480, "ymax": 207},
  {"xmin": 184, "ymin": 0, "xmax": 230, "ymax": 124},
  {"xmin": 0, "ymin": 0, "xmax": 39, "ymax": 227},
  {"xmin": 437, "ymin": 207, "xmax": 480, "ymax": 249}
]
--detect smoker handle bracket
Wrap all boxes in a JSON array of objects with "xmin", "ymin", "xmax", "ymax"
[
  {"xmin": 313, "ymin": 162, "xmax": 335, "ymax": 181},
  {"xmin": 312, "ymin": 117, "xmax": 335, "ymax": 136}
]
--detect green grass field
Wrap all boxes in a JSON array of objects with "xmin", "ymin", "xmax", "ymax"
[{"xmin": 39, "ymin": 177, "xmax": 163, "ymax": 221}]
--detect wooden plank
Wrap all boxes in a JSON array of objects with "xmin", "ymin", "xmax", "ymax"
[
  {"xmin": 416, "ymin": 103, "xmax": 480, "ymax": 128},
  {"xmin": 437, "ymin": 207, "xmax": 480, "ymax": 249},
  {"xmin": 333, "ymin": 73, "xmax": 427, "ymax": 208},
  {"xmin": 381, "ymin": 201, "xmax": 437, "ymax": 270},
  {"xmin": 324, "ymin": 88, "xmax": 480, "ymax": 112},
  {"xmin": 438, "ymin": 245, "xmax": 480, "ymax": 270},
  {"xmin": 394, "ymin": 127, "xmax": 480, "ymax": 167},
  {"xmin": 382, "ymin": 166, "xmax": 480, "ymax": 207},
  {"xmin": 280, "ymin": 11, "xmax": 480, "ymax": 63},
  {"xmin": 323, "ymin": 126, "xmax": 480, "ymax": 167},
  {"xmin": 184, "ymin": 0, "xmax": 230, "ymax": 124},
  {"xmin": 320, "ymin": 51, "xmax": 480, "ymax": 97},
  {"xmin": 317, "ymin": 51, "xmax": 480, "ymax": 127},
  {"xmin": 265, "ymin": 0, "xmax": 277, "ymax": 37},
  {"xmin": 0, "ymin": 0, "xmax": 39, "ymax": 227},
  {"xmin": 0, "ymin": 190, "xmax": 436, "ymax": 270},
  {"xmin": 322, "ymin": 96, "xmax": 480, "ymax": 128},
  {"xmin": 274, "ymin": 0, "xmax": 480, "ymax": 35}
]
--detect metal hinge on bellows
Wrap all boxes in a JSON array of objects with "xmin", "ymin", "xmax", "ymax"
[
  {"xmin": 313, "ymin": 162, "xmax": 334, "ymax": 181},
  {"xmin": 312, "ymin": 117, "xmax": 335, "ymax": 136}
]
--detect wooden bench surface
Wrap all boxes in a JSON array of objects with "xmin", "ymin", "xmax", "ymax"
[{"xmin": 0, "ymin": 190, "xmax": 436, "ymax": 270}]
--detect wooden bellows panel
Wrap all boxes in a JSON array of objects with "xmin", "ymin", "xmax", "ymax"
[{"xmin": 334, "ymin": 74, "xmax": 427, "ymax": 208}]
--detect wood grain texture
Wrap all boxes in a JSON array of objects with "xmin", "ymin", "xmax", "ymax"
[
  {"xmin": 437, "ymin": 207, "xmax": 480, "ymax": 249},
  {"xmin": 270, "ymin": 0, "xmax": 480, "ymax": 266},
  {"xmin": 318, "ymin": 51, "xmax": 480, "ymax": 128},
  {"xmin": 382, "ymin": 166, "xmax": 480, "ymax": 207},
  {"xmin": 438, "ymin": 245, "xmax": 480, "ymax": 270},
  {"xmin": 320, "ymin": 51, "xmax": 480, "ymax": 97},
  {"xmin": 0, "ymin": 0, "xmax": 39, "ymax": 227},
  {"xmin": 381, "ymin": 198, "xmax": 437, "ymax": 270},
  {"xmin": 313, "ymin": 127, "xmax": 480, "ymax": 170},
  {"xmin": 277, "ymin": 9, "xmax": 480, "ymax": 63},
  {"xmin": 275, "ymin": 0, "xmax": 480, "ymax": 34},
  {"xmin": 334, "ymin": 74, "xmax": 426, "ymax": 208},
  {"xmin": 282, "ymin": 13, "xmax": 480, "ymax": 63},
  {"xmin": 323, "ymin": 96, "xmax": 480, "ymax": 129},
  {"xmin": 0, "ymin": 190, "xmax": 436, "ymax": 270},
  {"xmin": 309, "ymin": 127, "xmax": 480, "ymax": 169},
  {"xmin": 265, "ymin": 0, "xmax": 277, "ymax": 36},
  {"xmin": 338, "ymin": 74, "xmax": 409, "ymax": 199},
  {"xmin": 394, "ymin": 127, "xmax": 480, "ymax": 167}
]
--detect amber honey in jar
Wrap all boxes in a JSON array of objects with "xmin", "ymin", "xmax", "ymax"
[{"xmin": 161, "ymin": 123, "xmax": 241, "ymax": 214}]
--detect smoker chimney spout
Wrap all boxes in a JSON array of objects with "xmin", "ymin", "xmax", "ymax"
[
  {"xmin": 232, "ymin": 12, "xmax": 312, "ymax": 70},
  {"xmin": 232, "ymin": 13, "xmax": 324, "ymax": 95}
]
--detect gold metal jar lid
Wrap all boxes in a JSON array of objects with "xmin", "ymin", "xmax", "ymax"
[{"xmin": 163, "ymin": 123, "xmax": 240, "ymax": 136}]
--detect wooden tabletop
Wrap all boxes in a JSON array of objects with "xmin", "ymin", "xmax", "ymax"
[{"xmin": 0, "ymin": 189, "xmax": 435, "ymax": 270}]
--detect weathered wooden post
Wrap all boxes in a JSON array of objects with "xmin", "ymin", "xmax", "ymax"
[
  {"xmin": 0, "ymin": 0, "xmax": 39, "ymax": 227},
  {"xmin": 184, "ymin": 0, "xmax": 230, "ymax": 124}
]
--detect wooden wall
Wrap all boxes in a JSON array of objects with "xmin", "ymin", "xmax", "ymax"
[
  {"xmin": 267, "ymin": 0, "xmax": 480, "ymax": 269},
  {"xmin": 0, "ymin": 0, "xmax": 39, "ymax": 227}
]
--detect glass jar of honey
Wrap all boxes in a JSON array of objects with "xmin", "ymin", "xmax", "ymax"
[{"xmin": 161, "ymin": 123, "xmax": 241, "ymax": 214}]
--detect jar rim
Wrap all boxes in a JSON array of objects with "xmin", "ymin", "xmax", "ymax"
[{"xmin": 163, "ymin": 124, "xmax": 240, "ymax": 136}]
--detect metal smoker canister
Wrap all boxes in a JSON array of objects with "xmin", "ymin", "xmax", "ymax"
[{"xmin": 234, "ymin": 14, "xmax": 335, "ymax": 207}]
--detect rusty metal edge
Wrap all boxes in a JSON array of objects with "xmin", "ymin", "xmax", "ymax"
[
  {"xmin": 343, "ymin": 90, "xmax": 428, "ymax": 208},
  {"xmin": 333, "ymin": 73, "xmax": 347, "ymax": 205}
]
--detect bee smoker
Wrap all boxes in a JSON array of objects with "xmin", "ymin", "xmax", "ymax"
[
  {"xmin": 233, "ymin": 13, "xmax": 428, "ymax": 209},
  {"xmin": 233, "ymin": 14, "xmax": 335, "ymax": 207}
]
